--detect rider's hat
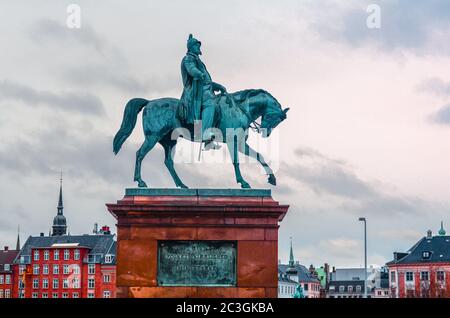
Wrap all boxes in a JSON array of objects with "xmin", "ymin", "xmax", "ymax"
[{"xmin": 187, "ymin": 34, "xmax": 201, "ymax": 51}]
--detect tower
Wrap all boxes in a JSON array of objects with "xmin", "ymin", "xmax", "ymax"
[
  {"xmin": 289, "ymin": 236, "xmax": 295, "ymax": 267},
  {"xmin": 16, "ymin": 225, "xmax": 20, "ymax": 250},
  {"xmin": 52, "ymin": 172, "xmax": 67, "ymax": 236},
  {"xmin": 439, "ymin": 221, "xmax": 446, "ymax": 236}
]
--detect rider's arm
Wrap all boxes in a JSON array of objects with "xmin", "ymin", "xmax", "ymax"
[{"xmin": 184, "ymin": 56, "xmax": 203, "ymax": 80}]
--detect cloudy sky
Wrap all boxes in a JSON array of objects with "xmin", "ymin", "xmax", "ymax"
[{"xmin": 1, "ymin": 0, "xmax": 450, "ymax": 268}]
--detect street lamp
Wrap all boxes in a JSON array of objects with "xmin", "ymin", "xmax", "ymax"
[{"xmin": 358, "ymin": 217, "xmax": 367, "ymax": 298}]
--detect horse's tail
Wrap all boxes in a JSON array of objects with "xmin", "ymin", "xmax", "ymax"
[{"xmin": 113, "ymin": 98, "xmax": 148, "ymax": 155}]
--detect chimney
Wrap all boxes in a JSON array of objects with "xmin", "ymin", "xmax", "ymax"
[
  {"xmin": 4, "ymin": 246, "xmax": 9, "ymax": 251},
  {"xmin": 427, "ymin": 230, "xmax": 432, "ymax": 239},
  {"xmin": 101, "ymin": 225, "xmax": 111, "ymax": 235},
  {"xmin": 40, "ymin": 232, "xmax": 44, "ymax": 237},
  {"xmin": 93, "ymin": 223, "xmax": 98, "ymax": 235}
]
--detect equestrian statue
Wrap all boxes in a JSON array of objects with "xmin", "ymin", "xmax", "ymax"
[{"xmin": 113, "ymin": 34, "xmax": 289, "ymax": 189}]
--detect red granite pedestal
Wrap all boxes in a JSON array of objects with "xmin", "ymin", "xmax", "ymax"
[{"xmin": 106, "ymin": 188, "xmax": 289, "ymax": 298}]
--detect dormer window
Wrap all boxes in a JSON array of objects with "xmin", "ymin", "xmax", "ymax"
[{"xmin": 422, "ymin": 251, "xmax": 431, "ymax": 259}]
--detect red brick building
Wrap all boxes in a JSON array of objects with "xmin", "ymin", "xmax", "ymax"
[
  {"xmin": 15, "ymin": 233, "xmax": 116, "ymax": 298},
  {"xmin": 387, "ymin": 223, "xmax": 450, "ymax": 298},
  {"xmin": 0, "ymin": 246, "xmax": 20, "ymax": 298},
  {"xmin": 8, "ymin": 177, "xmax": 117, "ymax": 298}
]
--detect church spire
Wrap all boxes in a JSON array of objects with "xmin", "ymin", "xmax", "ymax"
[
  {"xmin": 52, "ymin": 172, "xmax": 67, "ymax": 236},
  {"xmin": 439, "ymin": 221, "xmax": 446, "ymax": 236},
  {"xmin": 289, "ymin": 236, "xmax": 295, "ymax": 267},
  {"xmin": 57, "ymin": 171, "xmax": 63, "ymax": 215},
  {"xmin": 16, "ymin": 225, "xmax": 20, "ymax": 250}
]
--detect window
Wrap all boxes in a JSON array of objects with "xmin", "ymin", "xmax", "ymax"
[
  {"xmin": 356, "ymin": 285, "xmax": 362, "ymax": 293},
  {"xmin": 32, "ymin": 292, "xmax": 38, "ymax": 299},
  {"xmin": 73, "ymin": 265, "xmax": 80, "ymax": 275},
  {"xmin": 105, "ymin": 254, "xmax": 113, "ymax": 263},
  {"xmin": 5, "ymin": 289, "xmax": 11, "ymax": 298},
  {"xmin": 88, "ymin": 292, "xmax": 95, "ymax": 298},
  {"xmin": 0, "ymin": 276, "xmax": 3, "ymax": 284},
  {"xmin": 422, "ymin": 251, "xmax": 431, "ymax": 259},
  {"xmin": 64, "ymin": 249, "xmax": 70, "ymax": 260},
  {"xmin": 43, "ymin": 264, "xmax": 49, "ymax": 275},
  {"xmin": 52, "ymin": 292, "xmax": 58, "ymax": 299},
  {"xmin": 63, "ymin": 265, "xmax": 70, "ymax": 275},
  {"xmin": 72, "ymin": 292, "xmax": 79, "ymax": 298},
  {"xmin": 73, "ymin": 278, "xmax": 80, "ymax": 289},
  {"xmin": 304, "ymin": 283, "xmax": 308, "ymax": 291},
  {"xmin": 348, "ymin": 286, "xmax": 353, "ymax": 293},
  {"xmin": 53, "ymin": 279, "xmax": 59, "ymax": 289},
  {"xmin": 53, "ymin": 265, "xmax": 59, "ymax": 275},
  {"xmin": 5, "ymin": 275, "xmax": 10, "ymax": 284},
  {"xmin": 0, "ymin": 290, "xmax": 3, "ymax": 298},
  {"xmin": 33, "ymin": 264, "xmax": 39, "ymax": 275},
  {"xmin": 406, "ymin": 272, "xmax": 414, "ymax": 282},
  {"xmin": 421, "ymin": 271, "xmax": 429, "ymax": 281},
  {"xmin": 33, "ymin": 279, "xmax": 39, "ymax": 289},
  {"xmin": 74, "ymin": 249, "xmax": 80, "ymax": 260},
  {"xmin": 103, "ymin": 290, "xmax": 111, "ymax": 298},
  {"xmin": 437, "ymin": 271, "xmax": 445, "ymax": 281},
  {"xmin": 103, "ymin": 274, "xmax": 111, "ymax": 283},
  {"xmin": 63, "ymin": 279, "xmax": 69, "ymax": 289},
  {"xmin": 62, "ymin": 292, "xmax": 69, "ymax": 298},
  {"xmin": 88, "ymin": 278, "xmax": 95, "ymax": 289},
  {"xmin": 4, "ymin": 264, "xmax": 10, "ymax": 271},
  {"xmin": 339, "ymin": 286, "xmax": 345, "ymax": 293},
  {"xmin": 88, "ymin": 264, "xmax": 95, "ymax": 274},
  {"xmin": 390, "ymin": 271, "xmax": 396, "ymax": 283},
  {"xmin": 33, "ymin": 250, "xmax": 39, "ymax": 261},
  {"xmin": 42, "ymin": 292, "xmax": 48, "ymax": 299},
  {"xmin": 44, "ymin": 250, "xmax": 49, "ymax": 261},
  {"xmin": 42, "ymin": 279, "xmax": 49, "ymax": 289},
  {"xmin": 19, "ymin": 265, "xmax": 25, "ymax": 275},
  {"xmin": 54, "ymin": 250, "xmax": 59, "ymax": 260}
]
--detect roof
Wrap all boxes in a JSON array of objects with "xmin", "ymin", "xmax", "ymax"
[
  {"xmin": 328, "ymin": 280, "xmax": 365, "ymax": 293},
  {"xmin": 15, "ymin": 234, "xmax": 116, "ymax": 264},
  {"xmin": 0, "ymin": 249, "xmax": 20, "ymax": 272},
  {"xmin": 278, "ymin": 264, "xmax": 320, "ymax": 283},
  {"xmin": 278, "ymin": 274, "xmax": 298, "ymax": 284},
  {"xmin": 387, "ymin": 235, "xmax": 450, "ymax": 265}
]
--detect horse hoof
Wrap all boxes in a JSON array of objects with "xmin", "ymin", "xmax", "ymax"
[
  {"xmin": 137, "ymin": 180, "xmax": 148, "ymax": 188},
  {"xmin": 268, "ymin": 174, "xmax": 277, "ymax": 186}
]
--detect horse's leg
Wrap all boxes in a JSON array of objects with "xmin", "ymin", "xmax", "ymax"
[
  {"xmin": 160, "ymin": 136, "xmax": 188, "ymax": 189},
  {"xmin": 240, "ymin": 142, "xmax": 276, "ymax": 186},
  {"xmin": 134, "ymin": 134, "xmax": 159, "ymax": 187},
  {"xmin": 227, "ymin": 136, "xmax": 251, "ymax": 189}
]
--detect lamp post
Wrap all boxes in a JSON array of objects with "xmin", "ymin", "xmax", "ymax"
[{"xmin": 358, "ymin": 217, "xmax": 367, "ymax": 298}]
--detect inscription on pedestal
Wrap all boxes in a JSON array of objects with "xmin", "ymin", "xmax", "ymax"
[{"xmin": 157, "ymin": 241, "xmax": 236, "ymax": 286}]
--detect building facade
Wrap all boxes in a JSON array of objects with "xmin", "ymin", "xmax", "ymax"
[
  {"xmin": 5, "ymin": 177, "xmax": 117, "ymax": 299},
  {"xmin": 0, "ymin": 246, "xmax": 20, "ymax": 299},
  {"xmin": 278, "ymin": 240, "xmax": 322, "ymax": 298},
  {"xmin": 387, "ymin": 224, "xmax": 450, "ymax": 298},
  {"xmin": 14, "ymin": 233, "xmax": 117, "ymax": 298}
]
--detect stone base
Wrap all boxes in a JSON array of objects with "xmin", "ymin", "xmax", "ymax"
[{"xmin": 106, "ymin": 188, "xmax": 289, "ymax": 298}]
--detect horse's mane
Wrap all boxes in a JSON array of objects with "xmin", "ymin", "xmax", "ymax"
[{"xmin": 233, "ymin": 89, "xmax": 279, "ymax": 106}]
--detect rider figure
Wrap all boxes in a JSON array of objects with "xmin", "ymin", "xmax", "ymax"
[{"xmin": 179, "ymin": 34, "xmax": 227, "ymax": 150}]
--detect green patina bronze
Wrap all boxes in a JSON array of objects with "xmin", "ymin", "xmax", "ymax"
[
  {"xmin": 157, "ymin": 241, "xmax": 236, "ymax": 286},
  {"xmin": 124, "ymin": 187, "xmax": 271, "ymax": 197},
  {"xmin": 113, "ymin": 34, "xmax": 289, "ymax": 189},
  {"xmin": 293, "ymin": 285, "xmax": 305, "ymax": 298}
]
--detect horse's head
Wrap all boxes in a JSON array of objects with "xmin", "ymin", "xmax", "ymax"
[{"xmin": 260, "ymin": 94, "xmax": 289, "ymax": 138}]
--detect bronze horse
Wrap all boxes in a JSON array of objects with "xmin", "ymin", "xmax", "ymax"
[{"xmin": 113, "ymin": 89, "xmax": 288, "ymax": 188}]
